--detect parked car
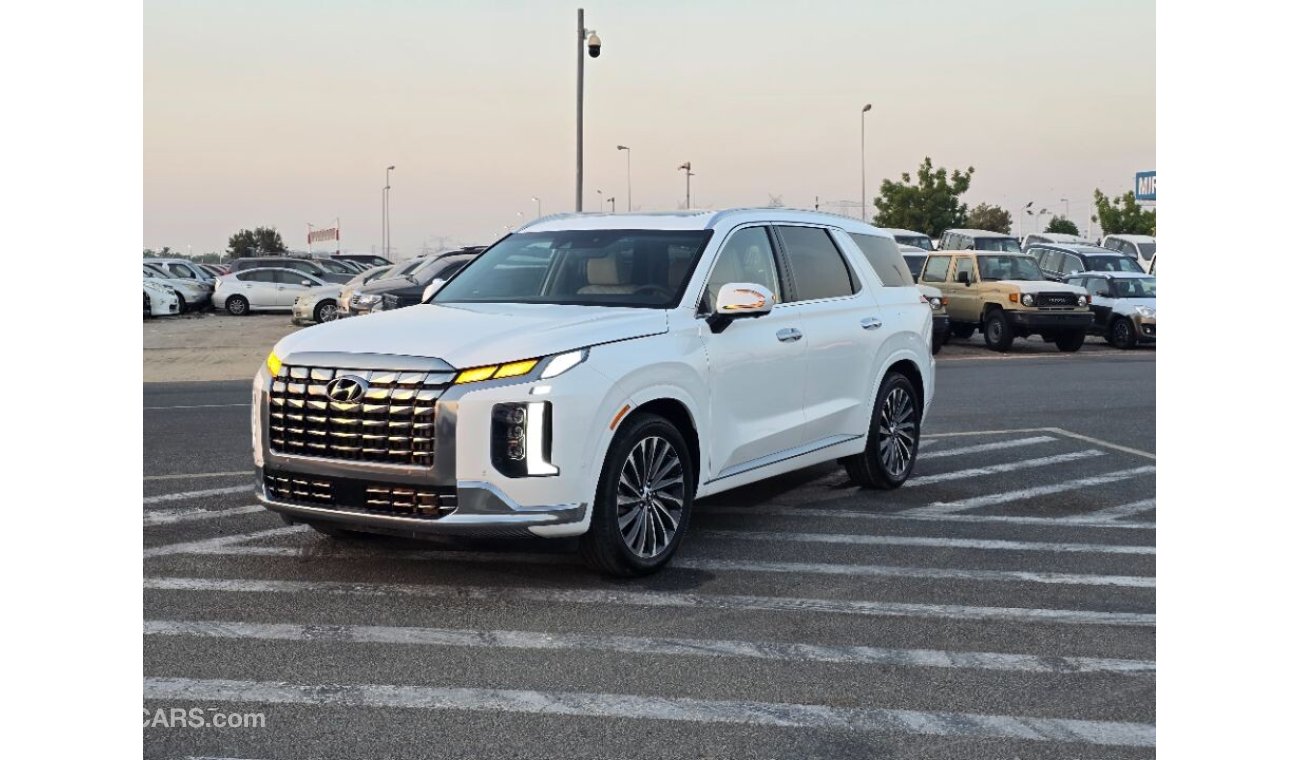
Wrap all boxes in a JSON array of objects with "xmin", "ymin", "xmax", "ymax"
[
  {"xmin": 143, "ymin": 264, "xmax": 211, "ymax": 311},
  {"xmin": 214, "ymin": 268, "xmax": 331, "ymax": 315},
  {"xmin": 938, "ymin": 229, "xmax": 1023, "ymax": 252},
  {"xmin": 199, "ymin": 263, "xmax": 229, "ymax": 278},
  {"xmin": 1026, "ymin": 243, "xmax": 1146, "ymax": 281},
  {"xmin": 229, "ymin": 256, "xmax": 352, "ymax": 284},
  {"xmin": 292, "ymin": 264, "xmax": 397, "ymax": 325},
  {"xmin": 1065, "ymin": 271, "xmax": 1156, "ymax": 349},
  {"xmin": 920, "ymin": 250, "xmax": 1091, "ymax": 351},
  {"xmin": 898, "ymin": 245, "xmax": 929, "ymax": 283},
  {"xmin": 1101, "ymin": 234, "xmax": 1157, "ymax": 272},
  {"xmin": 144, "ymin": 257, "xmax": 216, "ymax": 285},
  {"xmin": 352, "ymin": 249, "xmax": 484, "ymax": 317},
  {"xmin": 338, "ymin": 256, "xmax": 431, "ymax": 315},
  {"xmin": 1022, "ymin": 232, "xmax": 1087, "ymax": 248},
  {"xmin": 881, "ymin": 228, "xmax": 935, "ymax": 251},
  {"xmin": 143, "ymin": 279, "xmax": 180, "ymax": 318},
  {"xmin": 254, "ymin": 209, "xmax": 935, "ymax": 575},
  {"xmin": 332, "ymin": 253, "xmax": 393, "ymax": 268},
  {"xmin": 848, "ymin": 240, "xmax": 947, "ymax": 354}
]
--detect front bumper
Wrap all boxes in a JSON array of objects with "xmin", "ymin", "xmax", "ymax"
[
  {"xmin": 1004, "ymin": 310, "xmax": 1093, "ymax": 331},
  {"xmin": 1134, "ymin": 315, "xmax": 1157, "ymax": 342},
  {"xmin": 931, "ymin": 314, "xmax": 950, "ymax": 344}
]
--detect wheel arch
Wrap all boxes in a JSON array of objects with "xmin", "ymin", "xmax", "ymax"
[{"xmin": 620, "ymin": 396, "xmax": 702, "ymax": 491}]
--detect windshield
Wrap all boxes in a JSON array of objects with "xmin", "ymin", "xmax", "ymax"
[
  {"xmin": 895, "ymin": 235, "xmax": 934, "ymax": 251},
  {"xmin": 1114, "ymin": 277, "xmax": 1156, "ymax": 299},
  {"xmin": 1089, "ymin": 255, "xmax": 1144, "ymax": 273},
  {"xmin": 902, "ymin": 254, "xmax": 926, "ymax": 281},
  {"xmin": 977, "ymin": 255, "xmax": 1044, "ymax": 281},
  {"xmin": 435, "ymin": 229, "xmax": 713, "ymax": 308},
  {"xmin": 391, "ymin": 258, "xmax": 427, "ymax": 277},
  {"xmin": 316, "ymin": 259, "xmax": 351, "ymax": 274},
  {"xmin": 973, "ymin": 237, "xmax": 1023, "ymax": 252}
]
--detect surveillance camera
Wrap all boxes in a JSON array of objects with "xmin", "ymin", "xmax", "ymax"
[{"xmin": 587, "ymin": 32, "xmax": 601, "ymax": 58}]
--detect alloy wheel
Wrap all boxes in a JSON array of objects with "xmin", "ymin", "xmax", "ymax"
[
  {"xmin": 877, "ymin": 386, "xmax": 917, "ymax": 480},
  {"xmin": 616, "ymin": 436, "xmax": 685, "ymax": 558},
  {"xmin": 318, "ymin": 303, "xmax": 338, "ymax": 322}
]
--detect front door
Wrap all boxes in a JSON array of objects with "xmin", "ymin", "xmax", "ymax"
[
  {"xmin": 699, "ymin": 225, "xmax": 807, "ymax": 477},
  {"xmin": 946, "ymin": 255, "xmax": 982, "ymax": 322}
]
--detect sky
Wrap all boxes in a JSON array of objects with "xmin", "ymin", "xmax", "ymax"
[{"xmin": 144, "ymin": 0, "xmax": 1155, "ymax": 257}]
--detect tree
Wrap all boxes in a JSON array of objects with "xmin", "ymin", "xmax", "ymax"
[
  {"xmin": 966, "ymin": 203, "xmax": 1012, "ymax": 234},
  {"xmin": 872, "ymin": 157, "xmax": 975, "ymax": 237},
  {"xmin": 1044, "ymin": 216, "xmax": 1080, "ymax": 236},
  {"xmin": 227, "ymin": 226, "xmax": 287, "ymax": 258},
  {"xmin": 1092, "ymin": 190, "xmax": 1156, "ymax": 236}
]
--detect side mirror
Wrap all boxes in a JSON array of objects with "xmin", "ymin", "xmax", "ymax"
[
  {"xmin": 422, "ymin": 278, "xmax": 446, "ymax": 303},
  {"xmin": 301, "ymin": 280, "xmax": 313, "ymax": 287},
  {"xmin": 957, "ymin": 271, "xmax": 971, "ymax": 286},
  {"xmin": 707, "ymin": 282, "xmax": 774, "ymax": 333}
]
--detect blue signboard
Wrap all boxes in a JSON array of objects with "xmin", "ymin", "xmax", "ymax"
[{"xmin": 1135, "ymin": 171, "xmax": 1156, "ymax": 202}]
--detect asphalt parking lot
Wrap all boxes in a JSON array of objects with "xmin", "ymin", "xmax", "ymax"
[{"xmin": 143, "ymin": 351, "xmax": 1155, "ymax": 759}]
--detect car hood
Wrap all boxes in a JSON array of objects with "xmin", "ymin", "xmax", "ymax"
[
  {"xmin": 1114, "ymin": 297, "xmax": 1156, "ymax": 314},
  {"xmin": 354, "ymin": 275, "xmax": 422, "ymax": 294},
  {"xmin": 273, "ymin": 302, "xmax": 669, "ymax": 368}
]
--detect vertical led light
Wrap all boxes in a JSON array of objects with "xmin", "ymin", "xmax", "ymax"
[{"xmin": 525, "ymin": 401, "xmax": 559, "ymax": 476}]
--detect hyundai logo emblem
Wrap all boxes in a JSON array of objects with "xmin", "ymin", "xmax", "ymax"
[{"xmin": 325, "ymin": 375, "xmax": 368, "ymax": 403}]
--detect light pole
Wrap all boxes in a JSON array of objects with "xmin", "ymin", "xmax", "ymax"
[
  {"xmin": 860, "ymin": 103, "xmax": 872, "ymax": 220},
  {"xmin": 1022, "ymin": 201, "xmax": 1034, "ymax": 237},
  {"xmin": 384, "ymin": 165, "xmax": 395, "ymax": 258},
  {"xmin": 617, "ymin": 145, "xmax": 631, "ymax": 211},
  {"xmin": 608, "ymin": 197, "xmax": 616, "ymax": 212},
  {"xmin": 596, "ymin": 189, "xmax": 603, "ymax": 210},
  {"xmin": 1036, "ymin": 208, "xmax": 1049, "ymax": 233},
  {"xmin": 531, "ymin": 196, "xmax": 541, "ymax": 218},
  {"xmin": 1060, "ymin": 197, "xmax": 1070, "ymax": 224},
  {"xmin": 575, "ymin": 9, "xmax": 601, "ymax": 212},
  {"xmin": 678, "ymin": 161, "xmax": 693, "ymax": 209}
]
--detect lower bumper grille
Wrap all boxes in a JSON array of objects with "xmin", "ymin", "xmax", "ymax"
[
  {"xmin": 1034, "ymin": 292, "xmax": 1080, "ymax": 308},
  {"xmin": 264, "ymin": 470, "xmax": 457, "ymax": 519}
]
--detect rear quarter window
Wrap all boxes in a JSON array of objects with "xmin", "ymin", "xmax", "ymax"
[{"xmin": 849, "ymin": 233, "xmax": 913, "ymax": 287}]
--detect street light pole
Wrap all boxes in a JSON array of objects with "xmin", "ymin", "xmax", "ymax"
[
  {"xmin": 1061, "ymin": 197, "xmax": 1070, "ymax": 224},
  {"xmin": 384, "ymin": 165, "xmax": 395, "ymax": 258},
  {"xmin": 617, "ymin": 145, "xmax": 631, "ymax": 211},
  {"xmin": 860, "ymin": 103, "xmax": 872, "ymax": 220},
  {"xmin": 678, "ymin": 161, "xmax": 693, "ymax": 209},
  {"xmin": 575, "ymin": 10, "xmax": 601, "ymax": 212},
  {"xmin": 608, "ymin": 197, "xmax": 616, "ymax": 212},
  {"xmin": 531, "ymin": 196, "xmax": 541, "ymax": 218}
]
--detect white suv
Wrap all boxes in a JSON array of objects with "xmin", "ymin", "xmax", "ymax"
[{"xmin": 253, "ymin": 209, "xmax": 935, "ymax": 575}]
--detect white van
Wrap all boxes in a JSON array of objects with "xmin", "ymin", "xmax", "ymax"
[{"xmin": 1101, "ymin": 234, "xmax": 1156, "ymax": 273}]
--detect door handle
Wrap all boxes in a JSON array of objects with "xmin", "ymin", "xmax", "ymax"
[
  {"xmin": 860, "ymin": 317, "xmax": 883, "ymax": 330},
  {"xmin": 776, "ymin": 327, "xmax": 803, "ymax": 343}
]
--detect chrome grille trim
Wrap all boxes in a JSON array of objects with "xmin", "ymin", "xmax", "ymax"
[{"xmin": 1033, "ymin": 292, "xmax": 1080, "ymax": 308}]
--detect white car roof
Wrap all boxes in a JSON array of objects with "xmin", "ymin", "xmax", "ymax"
[
  {"xmin": 943, "ymin": 228, "xmax": 1017, "ymax": 238},
  {"xmin": 519, "ymin": 208, "xmax": 893, "ymax": 237},
  {"xmin": 1103, "ymin": 234, "xmax": 1156, "ymax": 243},
  {"xmin": 1069, "ymin": 271, "xmax": 1152, "ymax": 279},
  {"xmin": 883, "ymin": 228, "xmax": 929, "ymax": 238}
]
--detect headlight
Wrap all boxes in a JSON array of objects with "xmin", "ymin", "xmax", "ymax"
[
  {"xmin": 541, "ymin": 349, "xmax": 588, "ymax": 378},
  {"xmin": 927, "ymin": 296, "xmax": 942, "ymax": 310},
  {"xmin": 1077, "ymin": 295, "xmax": 1089, "ymax": 307},
  {"xmin": 1021, "ymin": 293, "xmax": 1035, "ymax": 307},
  {"xmin": 355, "ymin": 294, "xmax": 382, "ymax": 306},
  {"xmin": 1134, "ymin": 305, "xmax": 1155, "ymax": 318}
]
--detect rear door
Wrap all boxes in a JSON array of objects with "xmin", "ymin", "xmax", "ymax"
[
  {"xmin": 273, "ymin": 269, "xmax": 314, "ymax": 307},
  {"xmin": 236, "ymin": 271, "xmax": 277, "ymax": 308}
]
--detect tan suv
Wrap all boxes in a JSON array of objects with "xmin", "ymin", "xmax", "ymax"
[{"xmin": 919, "ymin": 251, "xmax": 1092, "ymax": 352}]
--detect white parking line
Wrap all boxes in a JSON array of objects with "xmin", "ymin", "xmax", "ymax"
[
  {"xmin": 142, "ymin": 576, "xmax": 1155, "ymax": 626},
  {"xmin": 142, "ymin": 677, "xmax": 1156, "ymax": 747},
  {"xmin": 701, "ymin": 530, "xmax": 1154, "ymax": 555},
  {"xmin": 143, "ymin": 471, "xmax": 252, "ymax": 481},
  {"xmin": 1043, "ymin": 428, "xmax": 1156, "ymax": 460},
  {"xmin": 921, "ymin": 435, "xmax": 1056, "ymax": 459},
  {"xmin": 702, "ymin": 505, "xmax": 1155, "ymax": 530},
  {"xmin": 144, "ymin": 505, "xmax": 264, "ymax": 527},
  {"xmin": 1072, "ymin": 498, "xmax": 1157, "ymax": 523},
  {"xmin": 907, "ymin": 449, "xmax": 1105, "ymax": 486},
  {"xmin": 143, "ymin": 525, "xmax": 307, "ymax": 559},
  {"xmin": 907, "ymin": 466, "xmax": 1158, "ymax": 516},
  {"xmin": 189, "ymin": 545, "xmax": 1153, "ymax": 588},
  {"xmin": 144, "ymin": 619, "xmax": 1155, "ymax": 675},
  {"xmin": 143, "ymin": 485, "xmax": 253, "ymax": 505}
]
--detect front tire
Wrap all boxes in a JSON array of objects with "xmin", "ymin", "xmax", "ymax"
[
  {"xmin": 226, "ymin": 295, "xmax": 249, "ymax": 316},
  {"xmin": 1055, "ymin": 329, "xmax": 1087, "ymax": 352},
  {"xmin": 314, "ymin": 299, "xmax": 339, "ymax": 323},
  {"xmin": 844, "ymin": 372, "xmax": 920, "ymax": 489},
  {"xmin": 983, "ymin": 310, "xmax": 1014, "ymax": 351},
  {"xmin": 580, "ymin": 413, "xmax": 694, "ymax": 577},
  {"xmin": 1109, "ymin": 317, "xmax": 1137, "ymax": 349},
  {"xmin": 950, "ymin": 324, "xmax": 975, "ymax": 340}
]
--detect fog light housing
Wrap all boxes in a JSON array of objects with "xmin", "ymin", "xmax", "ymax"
[{"xmin": 491, "ymin": 402, "xmax": 558, "ymax": 477}]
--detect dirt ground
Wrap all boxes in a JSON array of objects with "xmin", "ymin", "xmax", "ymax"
[{"xmin": 144, "ymin": 312, "xmax": 304, "ymax": 383}]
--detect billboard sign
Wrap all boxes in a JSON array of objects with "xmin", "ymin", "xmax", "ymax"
[{"xmin": 1135, "ymin": 171, "xmax": 1156, "ymax": 202}]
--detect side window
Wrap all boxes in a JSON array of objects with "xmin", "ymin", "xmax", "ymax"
[
  {"xmin": 167, "ymin": 263, "xmax": 195, "ymax": 279},
  {"xmin": 1091, "ymin": 278, "xmax": 1112, "ymax": 298},
  {"xmin": 953, "ymin": 256, "xmax": 976, "ymax": 282},
  {"xmin": 703, "ymin": 226, "xmax": 782, "ymax": 312},
  {"xmin": 1061, "ymin": 254, "xmax": 1082, "ymax": 275},
  {"xmin": 239, "ymin": 270, "xmax": 274, "ymax": 283},
  {"xmin": 1039, "ymin": 251, "xmax": 1062, "ymax": 273},
  {"xmin": 849, "ymin": 233, "xmax": 912, "ymax": 287},
  {"xmin": 921, "ymin": 255, "xmax": 951, "ymax": 283},
  {"xmin": 274, "ymin": 269, "xmax": 312, "ymax": 285},
  {"xmin": 775, "ymin": 226, "xmax": 855, "ymax": 301}
]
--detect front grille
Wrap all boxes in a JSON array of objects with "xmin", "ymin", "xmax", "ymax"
[
  {"xmin": 267, "ymin": 364, "xmax": 454, "ymax": 467},
  {"xmin": 1034, "ymin": 292, "xmax": 1080, "ymax": 308},
  {"xmin": 264, "ymin": 470, "xmax": 457, "ymax": 519}
]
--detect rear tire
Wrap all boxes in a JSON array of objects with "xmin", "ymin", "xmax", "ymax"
[
  {"xmin": 226, "ymin": 295, "xmax": 249, "ymax": 316},
  {"xmin": 175, "ymin": 294, "xmax": 188, "ymax": 313},
  {"xmin": 983, "ymin": 310, "xmax": 1014, "ymax": 351},
  {"xmin": 1055, "ymin": 329, "xmax": 1087, "ymax": 352},
  {"xmin": 1109, "ymin": 318, "xmax": 1137, "ymax": 349},
  {"xmin": 844, "ymin": 372, "xmax": 920, "ymax": 490},
  {"xmin": 580, "ymin": 413, "xmax": 695, "ymax": 577}
]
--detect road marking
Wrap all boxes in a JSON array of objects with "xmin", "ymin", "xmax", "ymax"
[
  {"xmin": 924, "ymin": 427, "xmax": 1155, "ymax": 460},
  {"xmin": 143, "ymin": 485, "xmax": 253, "ymax": 505},
  {"xmin": 701, "ymin": 530, "xmax": 1154, "ymax": 555},
  {"xmin": 144, "ymin": 619, "xmax": 1155, "ymax": 675},
  {"xmin": 144, "ymin": 403, "xmax": 251, "ymax": 410},
  {"xmin": 144, "ymin": 505, "xmax": 264, "ymax": 527},
  {"xmin": 143, "ymin": 576, "xmax": 1154, "ymax": 626},
  {"xmin": 143, "ymin": 525, "xmax": 306, "ymax": 559},
  {"xmin": 143, "ymin": 471, "xmax": 252, "ymax": 481},
  {"xmin": 926, "ymin": 428, "xmax": 1049, "ymax": 438},
  {"xmin": 702, "ymin": 505, "xmax": 1155, "ymax": 530},
  {"xmin": 189, "ymin": 545, "xmax": 1153, "ymax": 588},
  {"xmin": 142, "ymin": 677, "xmax": 1156, "ymax": 747},
  {"xmin": 907, "ymin": 449, "xmax": 1105, "ymax": 486},
  {"xmin": 907, "ymin": 466, "xmax": 1158, "ymax": 515},
  {"xmin": 1042, "ymin": 428, "xmax": 1156, "ymax": 460},
  {"xmin": 1073, "ymin": 498, "xmax": 1157, "ymax": 523},
  {"xmin": 921, "ymin": 435, "xmax": 1057, "ymax": 459}
]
